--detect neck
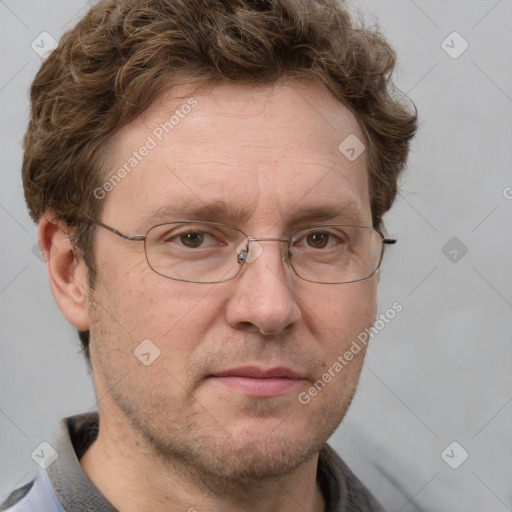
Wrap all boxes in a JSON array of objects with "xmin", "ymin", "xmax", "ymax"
[{"xmin": 79, "ymin": 412, "xmax": 326, "ymax": 512}]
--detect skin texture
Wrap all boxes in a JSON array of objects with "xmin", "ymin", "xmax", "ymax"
[{"xmin": 39, "ymin": 81, "xmax": 378, "ymax": 512}]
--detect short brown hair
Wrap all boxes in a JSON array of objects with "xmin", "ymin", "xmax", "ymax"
[{"xmin": 23, "ymin": 0, "xmax": 417, "ymax": 360}]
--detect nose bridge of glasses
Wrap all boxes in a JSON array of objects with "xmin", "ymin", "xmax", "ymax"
[
  {"xmin": 237, "ymin": 236, "xmax": 290, "ymax": 265},
  {"xmin": 248, "ymin": 237, "xmax": 290, "ymax": 243}
]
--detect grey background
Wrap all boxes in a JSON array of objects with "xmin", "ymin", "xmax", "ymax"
[{"xmin": 1, "ymin": 1, "xmax": 511, "ymax": 510}]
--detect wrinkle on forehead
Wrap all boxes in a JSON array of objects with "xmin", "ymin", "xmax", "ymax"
[
  {"xmin": 116, "ymin": 80, "xmax": 363, "ymax": 148},
  {"xmin": 101, "ymin": 81, "xmax": 370, "ymax": 230}
]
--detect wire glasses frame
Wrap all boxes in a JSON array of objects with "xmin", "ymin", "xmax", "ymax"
[{"xmin": 81, "ymin": 215, "xmax": 396, "ymax": 284}]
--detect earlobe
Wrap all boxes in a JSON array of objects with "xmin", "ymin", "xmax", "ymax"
[{"xmin": 38, "ymin": 214, "xmax": 90, "ymax": 331}]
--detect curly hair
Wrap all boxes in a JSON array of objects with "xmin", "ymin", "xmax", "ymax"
[{"xmin": 22, "ymin": 0, "xmax": 417, "ymax": 360}]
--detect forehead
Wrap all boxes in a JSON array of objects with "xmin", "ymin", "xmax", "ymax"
[{"xmin": 102, "ymin": 81, "xmax": 371, "ymax": 229}]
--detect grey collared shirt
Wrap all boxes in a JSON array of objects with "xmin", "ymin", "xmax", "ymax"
[{"xmin": 1, "ymin": 413, "xmax": 384, "ymax": 511}]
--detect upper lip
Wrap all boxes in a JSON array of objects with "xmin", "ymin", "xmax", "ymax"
[{"xmin": 212, "ymin": 366, "xmax": 303, "ymax": 379}]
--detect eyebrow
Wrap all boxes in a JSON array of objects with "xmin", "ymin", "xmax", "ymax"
[{"xmin": 138, "ymin": 200, "xmax": 368, "ymax": 230}]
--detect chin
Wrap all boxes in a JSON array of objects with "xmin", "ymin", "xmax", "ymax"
[{"xmin": 189, "ymin": 429, "xmax": 324, "ymax": 481}]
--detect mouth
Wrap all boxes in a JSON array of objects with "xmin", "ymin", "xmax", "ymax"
[{"xmin": 208, "ymin": 366, "xmax": 305, "ymax": 398}]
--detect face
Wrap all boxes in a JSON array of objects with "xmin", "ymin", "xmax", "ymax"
[{"xmin": 86, "ymin": 82, "xmax": 378, "ymax": 480}]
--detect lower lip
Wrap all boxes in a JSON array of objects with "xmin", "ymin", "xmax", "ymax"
[{"xmin": 210, "ymin": 376, "xmax": 302, "ymax": 397}]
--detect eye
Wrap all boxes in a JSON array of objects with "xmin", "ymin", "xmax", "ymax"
[
  {"xmin": 178, "ymin": 231, "xmax": 209, "ymax": 248},
  {"xmin": 297, "ymin": 230, "xmax": 346, "ymax": 250},
  {"xmin": 159, "ymin": 227, "xmax": 222, "ymax": 249},
  {"xmin": 305, "ymin": 232, "xmax": 331, "ymax": 249},
  {"xmin": 149, "ymin": 223, "xmax": 241, "ymax": 254}
]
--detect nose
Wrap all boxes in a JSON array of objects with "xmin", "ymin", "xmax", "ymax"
[{"xmin": 225, "ymin": 239, "xmax": 302, "ymax": 336}]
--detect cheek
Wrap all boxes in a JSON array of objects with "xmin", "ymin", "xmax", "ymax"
[
  {"xmin": 93, "ymin": 262, "xmax": 222, "ymax": 372},
  {"xmin": 301, "ymin": 278, "xmax": 377, "ymax": 347},
  {"xmin": 88, "ymin": 276, "xmax": 213, "ymax": 400},
  {"xmin": 303, "ymin": 281, "xmax": 377, "ymax": 407}
]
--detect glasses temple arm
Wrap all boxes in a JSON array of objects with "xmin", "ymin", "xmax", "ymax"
[{"xmin": 81, "ymin": 213, "xmax": 145, "ymax": 242}]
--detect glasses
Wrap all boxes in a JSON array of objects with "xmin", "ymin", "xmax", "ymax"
[{"xmin": 82, "ymin": 217, "xmax": 396, "ymax": 284}]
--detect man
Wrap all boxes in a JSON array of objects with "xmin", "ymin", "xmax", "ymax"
[{"xmin": 3, "ymin": 0, "xmax": 416, "ymax": 510}]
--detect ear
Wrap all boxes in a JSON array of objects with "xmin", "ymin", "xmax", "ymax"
[{"xmin": 37, "ymin": 214, "xmax": 90, "ymax": 331}]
